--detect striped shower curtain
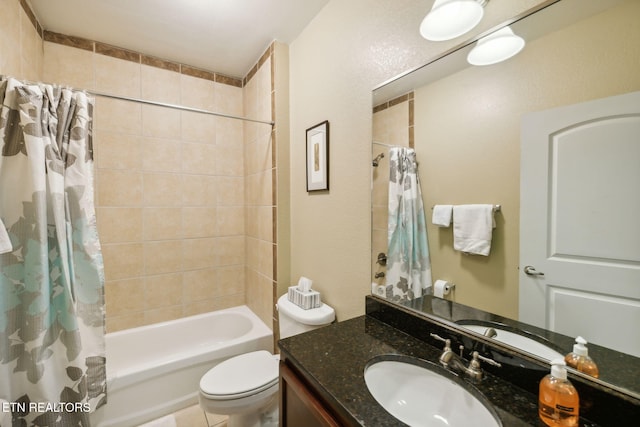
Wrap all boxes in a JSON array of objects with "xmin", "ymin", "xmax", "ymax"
[
  {"xmin": 386, "ymin": 147, "xmax": 432, "ymax": 301},
  {"xmin": 0, "ymin": 77, "xmax": 106, "ymax": 426}
]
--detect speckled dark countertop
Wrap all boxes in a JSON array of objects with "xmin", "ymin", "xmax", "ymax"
[{"xmin": 279, "ymin": 315, "xmax": 549, "ymax": 427}]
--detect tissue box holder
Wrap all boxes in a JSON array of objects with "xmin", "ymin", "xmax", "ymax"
[{"xmin": 288, "ymin": 286, "xmax": 321, "ymax": 310}]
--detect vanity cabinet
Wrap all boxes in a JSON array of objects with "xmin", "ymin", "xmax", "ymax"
[{"xmin": 279, "ymin": 361, "xmax": 341, "ymax": 427}]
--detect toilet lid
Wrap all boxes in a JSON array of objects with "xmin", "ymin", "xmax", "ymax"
[{"xmin": 200, "ymin": 350, "xmax": 279, "ymax": 400}]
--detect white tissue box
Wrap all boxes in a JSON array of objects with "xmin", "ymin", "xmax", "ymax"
[{"xmin": 287, "ymin": 286, "xmax": 321, "ymax": 310}]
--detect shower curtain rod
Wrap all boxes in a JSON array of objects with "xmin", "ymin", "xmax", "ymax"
[
  {"xmin": 4, "ymin": 76, "xmax": 275, "ymax": 126},
  {"xmin": 91, "ymin": 90, "xmax": 275, "ymax": 126}
]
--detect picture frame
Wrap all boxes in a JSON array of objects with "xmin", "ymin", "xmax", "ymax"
[{"xmin": 306, "ymin": 120, "xmax": 330, "ymax": 192}]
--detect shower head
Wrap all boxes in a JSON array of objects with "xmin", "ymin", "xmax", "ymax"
[{"xmin": 372, "ymin": 152, "xmax": 385, "ymax": 167}]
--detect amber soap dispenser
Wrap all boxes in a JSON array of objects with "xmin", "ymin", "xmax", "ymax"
[
  {"xmin": 539, "ymin": 359, "xmax": 580, "ymax": 427},
  {"xmin": 565, "ymin": 336, "xmax": 599, "ymax": 378}
]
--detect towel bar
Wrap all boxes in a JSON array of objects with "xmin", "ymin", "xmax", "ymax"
[{"xmin": 431, "ymin": 204, "xmax": 501, "ymax": 212}]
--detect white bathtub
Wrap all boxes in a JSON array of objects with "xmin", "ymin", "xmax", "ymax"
[{"xmin": 91, "ymin": 306, "xmax": 273, "ymax": 427}]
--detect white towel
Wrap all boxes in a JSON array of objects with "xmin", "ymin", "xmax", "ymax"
[
  {"xmin": 0, "ymin": 219, "xmax": 12, "ymax": 254},
  {"xmin": 453, "ymin": 204, "xmax": 495, "ymax": 256},
  {"xmin": 432, "ymin": 205, "xmax": 453, "ymax": 227}
]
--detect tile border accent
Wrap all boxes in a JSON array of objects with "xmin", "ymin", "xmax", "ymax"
[
  {"xmin": 19, "ymin": 0, "xmax": 43, "ymax": 37},
  {"xmin": 21, "ymin": 0, "xmax": 264, "ymax": 88},
  {"xmin": 372, "ymin": 91, "xmax": 414, "ymax": 113},
  {"xmin": 372, "ymin": 91, "xmax": 415, "ymax": 148}
]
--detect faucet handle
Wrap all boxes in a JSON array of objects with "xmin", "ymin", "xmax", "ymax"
[
  {"xmin": 430, "ymin": 333, "xmax": 451, "ymax": 350},
  {"xmin": 472, "ymin": 351, "xmax": 502, "ymax": 368}
]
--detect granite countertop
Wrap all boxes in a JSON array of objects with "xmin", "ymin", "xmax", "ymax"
[{"xmin": 279, "ymin": 315, "xmax": 554, "ymax": 427}]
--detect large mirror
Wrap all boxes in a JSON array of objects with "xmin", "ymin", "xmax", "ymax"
[{"xmin": 371, "ymin": 0, "xmax": 639, "ymax": 398}]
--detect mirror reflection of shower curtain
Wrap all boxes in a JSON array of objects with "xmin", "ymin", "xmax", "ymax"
[
  {"xmin": 0, "ymin": 77, "xmax": 106, "ymax": 425},
  {"xmin": 386, "ymin": 147, "xmax": 432, "ymax": 301}
]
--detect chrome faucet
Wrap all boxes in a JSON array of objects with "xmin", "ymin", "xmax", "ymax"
[{"xmin": 430, "ymin": 333, "xmax": 501, "ymax": 381}]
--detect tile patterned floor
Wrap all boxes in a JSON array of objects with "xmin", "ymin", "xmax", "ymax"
[{"xmin": 138, "ymin": 405, "xmax": 227, "ymax": 427}]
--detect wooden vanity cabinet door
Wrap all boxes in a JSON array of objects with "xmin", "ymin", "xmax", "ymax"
[{"xmin": 279, "ymin": 361, "xmax": 341, "ymax": 427}]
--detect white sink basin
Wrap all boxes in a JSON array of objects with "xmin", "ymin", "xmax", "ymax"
[
  {"xmin": 459, "ymin": 324, "xmax": 563, "ymax": 361},
  {"xmin": 364, "ymin": 358, "xmax": 501, "ymax": 427}
]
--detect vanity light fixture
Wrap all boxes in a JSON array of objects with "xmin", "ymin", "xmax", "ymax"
[
  {"xmin": 466, "ymin": 26, "xmax": 525, "ymax": 66},
  {"xmin": 419, "ymin": 0, "xmax": 489, "ymax": 41}
]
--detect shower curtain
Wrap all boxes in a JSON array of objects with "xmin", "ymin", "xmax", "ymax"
[
  {"xmin": 386, "ymin": 147, "xmax": 432, "ymax": 301},
  {"xmin": 0, "ymin": 77, "xmax": 106, "ymax": 426}
]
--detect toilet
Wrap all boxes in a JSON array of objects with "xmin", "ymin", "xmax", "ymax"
[{"xmin": 199, "ymin": 294, "xmax": 335, "ymax": 427}]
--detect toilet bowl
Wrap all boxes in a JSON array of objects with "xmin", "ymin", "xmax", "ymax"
[
  {"xmin": 198, "ymin": 294, "xmax": 335, "ymax": 427},
  {"xmin": 199, "ymin": 350, "xmax": 280, "ymax": 427}
]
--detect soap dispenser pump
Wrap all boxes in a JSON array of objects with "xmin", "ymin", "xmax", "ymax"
[
  {"xmin": 564, "ymin": 336, "xmax": 599, "ymax": 378},
  {"xmin": 539, "ymin": 359, "xmax": 579, "ymax": 427}
]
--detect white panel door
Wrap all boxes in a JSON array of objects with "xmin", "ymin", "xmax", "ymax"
[{"xmin": 520, "ymin": 91, "xmax": 640, "ymax": 357}]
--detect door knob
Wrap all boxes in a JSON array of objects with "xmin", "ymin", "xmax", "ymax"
[{"xmin": 524, "ymin": 265, "xmax": 544, "ymax": 276}]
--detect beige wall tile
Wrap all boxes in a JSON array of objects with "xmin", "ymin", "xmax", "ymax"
[
  {"xmin": 98, "ymin": 169, "xmax": 142, "ymax": 206},
  {"xmin": 246, "ymin": 237, "xmax": 259, "ymax": 271},
  {"xmin": 143, "ymin": 173, "xmax": 183, "ymax": 206},
  {"xmin": 182, "ymin": 174, "xmax": 217, "ymax": 206},
  {"xmin": 95, "ymin": 131, "xmax": 142, "ymax": 170},
  {"xmin": 102, "ymin": 243, "xmax": 144, "ymax": 280},
  {"xmin": 95, "ymin": 54, "xmax": 140, "ymax": 97},
  {"xmin": 43, "ymin": 42, "xmax": 95, "ymax": 90},
  {"xmin": 181, "ymin": 111, "xmax": 216, "ymax": 144},
  {"xmin": 142, "ymin": 137, "xmax": 182, "ymax": 173},
  {"xmin": 0, "ymin": 0, "xmax": 21, "ymax": 77},
  {"xmin": 96, "ymin": 207, "xmax": 143, "ymax": 244},
  {"xmin": 216, "ymin": 145, "xmax": 244, "ymax": 176},
  {"xmin": 145, "ymin": 273, "xmax": 184, "ymax": 309},
  {"xmin": 107, "ymin": 312, "xmax": 145, "ymax": 332},
  {"xmin": 105, "ymin": 278, "xmax": 145, "ymax": 316},
  {"xmin": 184, "ymin": 299, "xmax": 217, "ymax": 317},
  {"xmin": 142, "ymin": 105, "xmax": 181, "ymax": 139},
  {"xmin": 258, "ymin": 240, "xmax": 274, "ymax": 279},
  {"xmin": 183, "ymin": 268, "xmax": 217, "ymax": 302},
  {"xmin": 216, "ymin": 206, "xmax": 244, "ymax": 236},
  {"xmin": 214, "ymin": 82, "xmax": 243, "ymax": 115},
  {"xmin": 218, "ymin": 176, "xmax": 244, "ymax": 206},
  {"xmin": 94, "ymin": 97, "xmax": 142, "ymax": 134},
  {"xmin": 182, "ymin": 142, "xmax": 216, "ymax": 175},
  {"xmin": 216, "ymin": 116, "xmax": 243, "ymax": 147},
  {"xmin": 246, "ymin": 207, "xmax": 258, "ymax": 239},
  {"xmin": 212, "ymin": 236, "xmax": 245, "ymax": 266},
  {"xmin": 257, "ymin": 206, "xmax": 274, "ymax": 242},
  {"xmin": 182, "ymin": 207, "xmax": 217, "ymax": 238},
  {"xmin": 144, "ymin": 306, "xmax": 183, "ymax": 325},
  {"xmin": 19, "ymin": 10, "xmax": 41, "ymax": 81},
  {"xmin": 141, "ymin": 64, "xmax": 181, "ymax": 104},
  {"xmin": 180, "ymin": 74, "xmax": 215, "ymax": 110},
  {"xmin": 144, "ymin": 240, "xmax": 183, "ymax": 275},
  {"xmin": 182, "ymin": 238, "xmax": 217, "ymax": 270},
  {"xmin": 216, "ymin": 266, "xmax": 245, "ymax": 296},
  {"xmin": 143, "ymin": 207, "xmax": 183, "ymax": 240}
]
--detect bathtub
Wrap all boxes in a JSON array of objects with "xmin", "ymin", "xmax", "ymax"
[{"xmin": 91, "ymin": 306, "xmax": 273, "ymax": 427}]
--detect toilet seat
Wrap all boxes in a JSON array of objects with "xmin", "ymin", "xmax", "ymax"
[{"xmin": 200, "ymin": 350, "xmax": 279, "ymax": 401}]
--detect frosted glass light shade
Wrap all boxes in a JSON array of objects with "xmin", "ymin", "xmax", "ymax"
[
  {"xmin": 420, "ymin": 0, "xmax": 485, "ymax": 41},
  {"xmin": 467, "ymin": 26, "xmax": 525, "ymax": 65}
]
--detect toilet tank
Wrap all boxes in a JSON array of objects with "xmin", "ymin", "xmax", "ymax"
[{"xmin": 277, "ymin": 294, "xmax": 335, "ymax": 339}]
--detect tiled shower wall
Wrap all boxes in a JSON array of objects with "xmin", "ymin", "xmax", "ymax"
[
  {"xmin": 1, "ymin": 0, "xmax": 280, "ymax": 334},
  {"xmin": 243, "ymin": 49, "xmax": 278, "ymax": 329},
  {"xmin": 371, "ymin": 93, "xmax": 413, "ymax": 285},
  {"xmin": 0, "ymin": 0, "xmax": 43, "ymax": 81}
]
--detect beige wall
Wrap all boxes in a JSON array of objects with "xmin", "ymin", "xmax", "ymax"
[
  {"xmin": 414, "ymin": 0, "xmax": 640, "ymax": 319},
  {"xmin": 288, "ymin": 0, "xmax": 548, "ymax": 321},
  {"xmin": 0, "ymin": 0, "xmax": 43, "ymax": 80}
]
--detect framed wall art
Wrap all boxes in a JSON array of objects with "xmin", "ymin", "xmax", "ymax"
[{"xmin": 306, "ymin": 120, "xmax": 329, "ymax": 192}]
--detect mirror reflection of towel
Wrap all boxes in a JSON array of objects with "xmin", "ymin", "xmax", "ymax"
[
  {"xmin": 0, "ymin": 219, "xmax": 12, "ymax": 254},
  {"xmin": 453, "ymin": 204, "xmax": 495, "ymax": 256}
]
